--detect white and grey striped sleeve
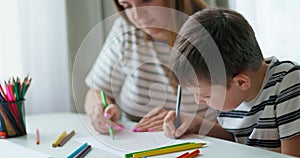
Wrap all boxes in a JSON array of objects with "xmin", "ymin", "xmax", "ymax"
[
  {"xmin": 85, "ymin": 18, "xmax": 126, "ymax": 98},
  {"xmin": 276, "ymin": 64, "xmax": 300, "ymax": 140}
]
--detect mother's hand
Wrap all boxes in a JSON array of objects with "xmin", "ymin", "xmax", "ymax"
[
  {"xmin": 133, "ymin": 107, "xmax": 168, "ymax": 132},
  {"xmin": 89, "ymin": 103, "xmax": 124, "ymax": 134}
]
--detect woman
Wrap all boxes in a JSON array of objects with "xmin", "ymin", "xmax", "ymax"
[{"xmin": 85, "ymin": 0, "xmax": 216, "ymax": 134}]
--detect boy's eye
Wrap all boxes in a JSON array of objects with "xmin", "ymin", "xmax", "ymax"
[
  {"xmin": 202, "ymin": 95, "xmax": 211, "ymax": 99},
  {"xmin": 122, "ymin": 4, "xmax": 132, "ymax": 9},
  {"xmin": 119, "ymin": 2, "xmax": 132, "ymax": 9},
  {"xmin": 119, "ymin": 0, "xmax": 152, "ymax": 9},
  {"xmin": 123, "ymin": 5, "xmax": 132, "ymax": 9}
]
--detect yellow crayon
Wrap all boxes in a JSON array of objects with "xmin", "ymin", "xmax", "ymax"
[{"xmin": 52, "ymin": 131, "xmax": 67, "ymax": 147}]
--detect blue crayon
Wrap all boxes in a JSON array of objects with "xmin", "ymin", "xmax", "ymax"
[{"xmin": 67, "ymin": 143, "xmax": 88, "ymax": 158}]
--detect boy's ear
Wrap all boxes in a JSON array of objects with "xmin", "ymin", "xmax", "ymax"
[{"xmin": 232, "ymin": 73, "xmax": 251, "ymax": 90}]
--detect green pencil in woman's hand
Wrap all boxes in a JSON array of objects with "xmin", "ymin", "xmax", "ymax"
[{"xmin": 100, "ymin": 91, "xmax": 114, "ymax": 140}]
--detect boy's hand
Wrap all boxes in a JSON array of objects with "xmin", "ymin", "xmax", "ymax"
[
  {"xmin": 133, "ymin": 107, "xmax": 168, "ymax": 132},
  {"xmin": 163, "ymin": 110, "xmax": 199, "ymax": 138},
  {"xmin": 89, "ymin": 103, "xmax": 124, "ymax": 134}
]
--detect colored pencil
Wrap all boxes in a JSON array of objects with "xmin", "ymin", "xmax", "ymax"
[
  {"xmin": 0, "ymin": 106, "xmax": 16, "ymax": 136},
  {"xmin": 125, "ymin": 142, "xmax": 191, "ymax": 158},
  {"xmin": 175, "ymin": 85, "xmax": 182, "ymax": 130},
  {"xmin": 13, "ymin": 77, "xmax": 20, "ymax": 100},
  {"xmin": 24, "ymin": 78, "xmax": 32, "ymax": 96},
  {"xmin": 4, "ymin": 81, "xmax": 14, "ymax": 102},
  {"xmin": 36, "ymin": 129, "xmax": 40, "ymax": 144},
  {"xmin": 0, "ymin": 84, "xmax": 8, "ymax": 101},
  {"xmin": 100, "ymin": 91, "xmax": 114, "ymax": 140},
  {"xmin": 125, "ymin": 142, "xmax": 205, "ymax": 158},
  {"xmin": 20, "ymin": 76, "xmax": 27, "ymax": 99},
  {"xmin": 133, "ymin": 143, "xmax": 203, "ymax": 158},
  {"xmin": 182, "ymin": 149, "xmax": 200, "ymax": 158},
  {"xmin": 52, "ymin": 131, "xmax": 67, "ymax": 147},
  {"xmin": 177, "ymin": 152, "xmax": 189, "ymax": 158},
  {"xmin": 67, "ymin": 143, "xmax": 88, "ymax": 158},
  {"xmin": 58, "ymin": 130, "xmax": 75, "ymax": 147},
  {"xmin": 0, "ymin": 92, "xmax": 5, "ymax": 102},
  {"xmin": 74, "ymin": 145, "xmax": 92, "ymax": 158}
]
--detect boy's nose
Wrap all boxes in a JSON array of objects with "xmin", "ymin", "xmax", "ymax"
[
  {"xmin": 132, "ymin": 7, "xmax": 147, "ymax": 20},
  {"xmin": 194, "ymin": 95, "xmax": 207, "ymax": 105}
]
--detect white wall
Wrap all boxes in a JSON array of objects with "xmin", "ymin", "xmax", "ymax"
[
  {"xmin": 233, "ymin": 0, "xmax": 300, "ymax": 62},
  {"xmin": 20, "ymin": 0, "xmax": 71, "ymax": 114},
  {"xmin": 67, "ymin": 0, "xmax": 116, "ymax": 113},
  {"xmin": 0, "ymin": 0, "xmax": 71, "ymax": 114}
]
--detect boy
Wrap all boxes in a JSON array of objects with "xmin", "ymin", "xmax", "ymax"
[{"xmin": 163, "ymin": 8, "xmax": 300, "ymax": 157}]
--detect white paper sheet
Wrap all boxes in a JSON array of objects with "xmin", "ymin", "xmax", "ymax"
[
  {"xmin": 0, "ymin": 140, "xmax": 51, "ymax": 158},
  {"xmin": 75, "ymin": 130, "xmax": 207, "ymax": 157}
]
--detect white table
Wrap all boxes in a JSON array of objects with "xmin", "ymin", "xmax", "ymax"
[{"xmin": 5, "ymin": 112, "xmax": 294, "ymax": 158}]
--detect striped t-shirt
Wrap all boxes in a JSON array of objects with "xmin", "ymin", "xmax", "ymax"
[
  {"xmin": 86, "ymin": 17, "xmax": 216, "ymax": 121},
  {"xmin": 217, "ymin": 57, "xmax": 300, "ymax": 152}
]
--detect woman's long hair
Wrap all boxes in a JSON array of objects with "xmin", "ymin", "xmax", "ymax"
[{"xmin": 112, "ymin": 0, "xmax": 209, "ymax": 92}]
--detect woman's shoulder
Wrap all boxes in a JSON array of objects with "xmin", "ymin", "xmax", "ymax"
[
  {"xmin": 112, "ymin": 17, "xmax": 135, "ymax": 32},
  {"xmin": 113, "ymin": 16, "xmax": 129, "ymax": 27}
]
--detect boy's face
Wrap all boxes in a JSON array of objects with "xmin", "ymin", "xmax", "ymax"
[{"xmin": 186, "ymin": 80, "xmax": 243, "ymax": 112}]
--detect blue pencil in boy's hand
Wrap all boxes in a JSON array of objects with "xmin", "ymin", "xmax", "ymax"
[
  {"xmin": 174, "ymin": 85, "xmax": 182, "ymax": 139},
  {"xmin": 100, "ymin": 91, "xmax": 114, "ymax": 140}
]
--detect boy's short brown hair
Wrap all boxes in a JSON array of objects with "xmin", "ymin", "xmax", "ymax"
[{"xmin": 171, "ymin": 8, "xmax": 264, "ymax": 87}]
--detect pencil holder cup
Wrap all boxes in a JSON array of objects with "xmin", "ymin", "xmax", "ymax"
[{"xmin": 0, "ymin": 100, "xmax": 26, "ymax": 138}]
